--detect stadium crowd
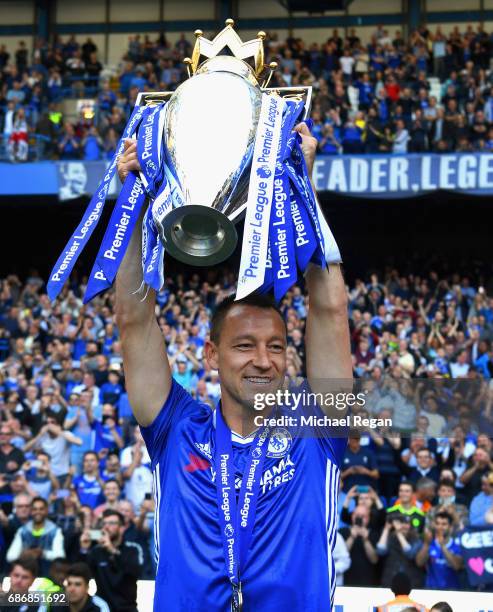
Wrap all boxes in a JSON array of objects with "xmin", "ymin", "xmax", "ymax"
[
  {"xmin": 0, "ymin": 263, "xmax": 492, "ymax": 608},
  {"xmin": 2, "ymin": 23, "xmax": 493, "ymax": 160}
]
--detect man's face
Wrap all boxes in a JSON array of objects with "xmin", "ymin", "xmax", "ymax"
[
  {"xmin": 9, "ymin": 565, "xmax": 34, "ymax": 593},
  {"xmin": 106, "ymin": 455, "xmax": 120, "ymax": 472},
  {"xmin": 14, "ymin": 496, "xmax": 31, "ymax": 520},
  {"xmin": 434, "ymin": 516, "xmax": 451, "ymax": 538},
  {"xmin": 439, "ymin": 485, "xmax": 455, "ymax": 501},
  {"xmin": 0, "ymin": 425, "xmax": 12, "ymax": 446},
  {"xmin": 31, "ymin": 500, "xmax": 48, "ymax": 523},
  {"xmin": 104, "ymin": 482, "xmax": 120, "ymax": 503},
  {"xmin": 66, "ymin": 576, "xmax": 88, "ymax": 604},
  {"xmin": 83, "ymin": 454, "xmax": 98, "ymax": 474},
  {"xmin": 205, "ymin": 305, "xmax": 287, "ymax": 411},
  {"xmin": 417, "ymin": 450, "xmax": 432, "ymax": 469},
  {"xmin": 474, "ymin": 448, "xmax": 489, "ymax": 467},
  {"xmin": 102, "ymin": 515, "xmax": 122, "ymax": 542},
  {"xmin": 348, "ymin": 438, "xmax": 360, "ymax": 452},
  {"xmin": 399, "ymin": 485, "xmax": 413, "ymax": 504},
  {"xmin": 352, "ymin": 507, "xmax": 369, "ymax": 526}
]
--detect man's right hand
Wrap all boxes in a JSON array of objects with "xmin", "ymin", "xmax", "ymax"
[{"xmin": 117, "ymin": 139, "xmax": 141, "ymax": 183}]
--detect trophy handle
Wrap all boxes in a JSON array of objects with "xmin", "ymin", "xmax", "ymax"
[
  {"xmin": 263, "ymin": 86, "xmax": 312, "ymax": 119},
  {"xmin": 135, "ymin": 91, "xmax": 175, "ymax": 107}
]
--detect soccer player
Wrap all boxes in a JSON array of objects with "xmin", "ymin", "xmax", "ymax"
[{"xmin": 116, "ymin": 124, "xmax": 352, "ymax": 610}]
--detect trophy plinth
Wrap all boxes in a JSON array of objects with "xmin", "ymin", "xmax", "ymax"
[{"xmin": 161, "ymin": 204, "xmax": 238, "ymax": 266}]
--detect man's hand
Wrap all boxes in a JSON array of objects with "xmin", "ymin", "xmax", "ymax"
[
  {"xmin": 6, "ymin": 460, "xmax": 19, "ymax": 472},
  {"xmin": 117, "ymin": 139, "xmax": 140, "ymax": 183},
  {"xmin": 80, "ymin": 531, "xmax": 92, "ymax": 549},
  {"xmin": 293, "ymin": 122, "xmax": 317, "ymax": 178},
  {"xmin": 99, "ymin": 532, "xmax": 118, "ymax": 555}
]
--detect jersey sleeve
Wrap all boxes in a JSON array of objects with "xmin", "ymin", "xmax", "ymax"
[
  {"xmin": 291, "ymin": 380, "xmax": 348, "ymax": 468},
  {"xmin": 140, "ymin": 379, "xmax": 200, "ymax": 466}
]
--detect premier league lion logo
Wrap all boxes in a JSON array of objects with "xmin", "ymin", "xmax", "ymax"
[
  {"xmin": 266, "ymin": 427, "xmax": 293, "ymax": 459},
  {"xmin": 224, "ymin": 524, "xmax": 234, "ymax": 538},
  {"xmin": 256, "ymin": 166, "xmax": 271, "ymax": 179},
  {"xmin": 146, "ymin": 159, "xmax": 158, "ymax": 177}
]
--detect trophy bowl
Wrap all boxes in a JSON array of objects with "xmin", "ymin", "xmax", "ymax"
[{"xmin": 161, "ymin": 57, "xmax": 262, "ymax": 266}]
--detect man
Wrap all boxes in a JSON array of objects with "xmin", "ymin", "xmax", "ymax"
[
  {"xmin": 416, "ymin": 511, "xmax": 462, "ymax": 589},
  {"xmin": 86, "ymin": 403, "xmax": 124, "ymax": 456},
  {"xmin": 0, "ymin": 423, "xmax": 24, "ymax": 475},
  {"xmin": 469, "ymin": 471, "xmax": 493, "ymax": 526},
  {"xmin": 340, "ymin": 504, "xmax": 379, "ymax": 586},
  {"xmin": 341, "ymin": 433, "xmax": 379, "ymax": 492},
  {"xmin": 377, "ymin": 572, "xmax": 426, "ymax": 612},
  {"xmin": 0, "ymin": 556, "xmax": 39, "ymax": 612},
  {"xmin": 408, "ymin": 448, "xmax": 440, "ymax": 484},
  {"xmin": 387, "ymin": 482, "xmax": 425, "ymax": 532},
  {"xmin": 93, "ymin": 479, "xmax": 121, "ymax": 522},
  {"xmin": 0, "ymin": 493, "xmax": 31, "ymax": 552},
  {"xmin": 78, "ymin": 509, "xmax": 142, "ymax": 612},
  {"xmin": 120, "ymin": 426, "xmax": 152, "ymax": 512},
  {"xmin": 65, "ymin": 562, "xmax": 110, "ymax": 612},
  {"xmin": 115, "ymin": 124, "xmax": 352, "ymax": 610},
  {"xmin": 6, "ymin": 497, "xmax": 65, "ymax": 576},
  {"xmin": 71, "ymin": 452, "xmax": 104, "ymax": 510},
  {"xmin": 24, "ymin": 411, "xmax": 82, "ymax": 483},
  {"xmin": 460, "ymin": 447, "xmax": 493, "ymax": 502}
]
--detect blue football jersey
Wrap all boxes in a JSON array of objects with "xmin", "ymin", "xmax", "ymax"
[{"xmin": 141, "ymin": 380, "xmax": 346, "ymax": 611}]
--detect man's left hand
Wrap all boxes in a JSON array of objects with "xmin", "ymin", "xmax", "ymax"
[{"xmin": 293, "ymin": 122, "xmax": 317, "ymax": 178}]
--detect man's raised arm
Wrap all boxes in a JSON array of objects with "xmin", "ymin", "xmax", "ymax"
[
  {"xmin": 115, "ymin": 140, "xmax": 172, "ymax": 427},
  {"xmin": 305, "ymin": 263, "xmax": 352, "ymax": 383},
  {"xmin": 293, "ymin": 124, "xmax": 352, "ymax": 387}
]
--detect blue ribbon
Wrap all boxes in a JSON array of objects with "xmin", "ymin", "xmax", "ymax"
[
  {"xmin": 289, "ymin": 186, "xmax": 316, "ymax": 270},
  {"xmin": 270, "ymin": 171, "xmax": 297, "ymax": 302},
  {"xmin": 258, "ymin": 102, "xmax": 326, "ymax": 300},
  {"xmin": 214, "ymin": 407, "xmax": 270, "ymax": 590},
  {"xmin": 47, "ymin": 105, "xmax": 145, "ymax": 301}
]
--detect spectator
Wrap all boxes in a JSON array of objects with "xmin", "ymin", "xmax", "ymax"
[
  {"xmin": 416, "ymin": 511, "xmax": 463, "ymax": 589},
  {"xmin": 6, "ymin": 497, "xmax": 65, "ymax": 575},
  {"xmin": 0, "ymin": 422, "xmax": 24, "ymax": 474},
  {"xmin": 377, "ymin": 515, "xmax": 424, "ymax": 589},
  {"xmin": 408, "ymin": 448, "xmax": 440, "ymax": 484},
  {"xmin": 71, "ymin": 451, "xmax": 104, "ymax": 510},
  {"xmin": 65, "ymin": 562, "xmax": 110, "ymax": 612},
  {"xmin": 427, "ymin": 478, "xmax": 469, "ymax": 532},
  {"xmin": 341, "ymin": 434, "xmax": 379, "ymax": 492},
  {"xmin": 460, "ymin": 447, "xmax": 493, "ymax": 502},
  {"xmin": 469, "ymin": 471, "xmax": 493, "ymax": 526},
  {"xmin": 7, "ymin": 107, "xmax": 29, "ymax": 162},
  {"xmin": 24, "ymin": 450, "xmax": 59, "ymax": 501},
  {"xmin": 58, "ymin": 123, "xmax": 80, "ymax": 160},
  {"xmin": 93, "ymin": 479, "xmax": 121, "ymax": 523},
  {"xmin": 387, "ymin": 482, "xmax": 426, "ymax": 532},
  {"xmin": 340, "ymin": 504, "xmax": 380, "ymax": 586},
  {"xmin": 87, "ymin": 402, "xmax": 124, "ymax": 457},
  {"xmin": 81, "ymin": 126, "xmax": 102, "ymax": 161},
  {"xmin": 78, "ymin": 509, "xmax": 142, "ymax": 612},
  {"xmin": 0, "ymin": 556, "xmax": 38, "ymax": 612},
  {"xmin": 120, "ymin": 427, "xmax": 152, "ymax": 512},
  {"xmin": 24, "ymin": 410, "xmax": 82, "ymax": 483},
  {"xmin": 376, "ymin": 572, "xmax": 427, "ymax": 612},
  {"xmin": 393, "ymin": 119, "xmax": 410, "ymax": 153}
]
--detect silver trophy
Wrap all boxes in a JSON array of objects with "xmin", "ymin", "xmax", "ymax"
[{"xmin": 136, "ymin": 19, "xmax": 311, "ymax": 266}]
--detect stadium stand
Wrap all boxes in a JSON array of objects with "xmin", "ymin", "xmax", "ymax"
[{"xmin": 2, "ymin": 24, "xmax": 493, "ymax": 161}]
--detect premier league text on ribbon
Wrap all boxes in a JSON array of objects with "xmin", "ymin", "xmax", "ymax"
[
  {"xmin": 50, "ymin": 200, "xmax": 104, "ymax": 282},
  {"xmin": 243, "ymin": 96, "xmax": 282, "ymax": 282},
  {"xmin": 102, "ymin": 178, "xmax": 144, "ymax": 262}
]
